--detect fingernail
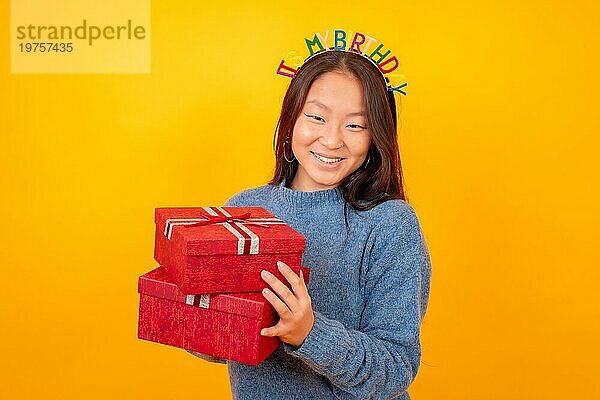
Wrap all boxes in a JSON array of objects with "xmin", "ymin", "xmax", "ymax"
[
  {"xmin": 260, "ymin": 329, "xmax": 266, "ymax": 336},
  {"xmin": 261, "ymin": 270, "xmax": 269, "ymax": 278},
  {"xmin": 277, "ymin": 261, "xmax": 284, "ymax": 269}
]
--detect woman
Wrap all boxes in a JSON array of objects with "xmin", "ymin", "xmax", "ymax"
[{"xmin": 193, "ymin": 49, "xmax": 432, "ymax": 400}]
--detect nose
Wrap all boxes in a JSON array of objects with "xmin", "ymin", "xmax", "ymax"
[{"xmin": 319, "ymin": 122, "xmax": 345, "ymax": 150}]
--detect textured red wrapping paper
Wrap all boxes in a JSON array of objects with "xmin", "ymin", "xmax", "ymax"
[
  {"xmin": 137, "ymin": 266, "xmax": 311, "ymax": 366},
  {"xmin": 154, "ymin": 206, "xmax": 306, "ymax": 294}
]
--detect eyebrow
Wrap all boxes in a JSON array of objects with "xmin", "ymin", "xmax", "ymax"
[{"xmin": 305, "ymin": 100, "xmax": 365, "ymax": 117}]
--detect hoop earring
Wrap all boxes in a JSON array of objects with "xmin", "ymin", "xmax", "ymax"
[{"xmin": 283, "ymin": 139, "xmax": 296, "ymax": 163}]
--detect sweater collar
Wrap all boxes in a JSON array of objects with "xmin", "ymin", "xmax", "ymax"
[{"xmin": 274, "ymin": 179, "xmax": 344, "ymax": 210}]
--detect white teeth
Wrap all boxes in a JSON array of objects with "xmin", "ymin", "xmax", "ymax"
[{"xmin": 313, "ymin": 152, "xmax": 343, "ymax": 163}]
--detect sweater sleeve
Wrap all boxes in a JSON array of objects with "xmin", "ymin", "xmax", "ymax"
[
  {"xmin": 185, "ymin": 349, "xmax": 227, "ymax": 364},
  {"xmin": 282, "ymin": 202, "xmax": 432, "ymax": 400}
]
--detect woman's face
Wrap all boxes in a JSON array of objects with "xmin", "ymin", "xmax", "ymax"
[{"xmin": 290, "ymin": 71, "xmax": 371, "ymax": 192}]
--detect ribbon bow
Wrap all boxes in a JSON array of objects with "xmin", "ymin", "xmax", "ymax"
[{"xmin": 183, "ymin": 211, "xmax": 272, "ymax": 228}]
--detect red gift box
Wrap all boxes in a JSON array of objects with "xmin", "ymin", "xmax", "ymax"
[
  {"xmin": 154, "ymin": 206, "xmax": 306, "ymax": 294},
  {"xmin": 137, "ymin": 266, "xmax": 311, "ymax": 366}
]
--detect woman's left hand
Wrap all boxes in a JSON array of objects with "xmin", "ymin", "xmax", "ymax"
[{"xmin": 260, "ymin": 261, "xmax": 315, "ymax": 348}]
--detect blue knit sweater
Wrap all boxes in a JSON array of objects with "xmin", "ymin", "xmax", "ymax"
[{"xmin": 197, "ymin": 181, "xmax": 432, "ymax": 399}]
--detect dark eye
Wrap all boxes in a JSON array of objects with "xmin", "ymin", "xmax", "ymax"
[
  {"xmin": 347, "ymin": 124, "xmax": 367, "ymax": 130},
  {"xmin": 304, "ymin": 113, "xmax": 325, "ymax": 122}
]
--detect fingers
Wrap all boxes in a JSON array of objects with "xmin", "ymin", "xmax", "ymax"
[
  {"xmin": 261, "ymin": 324, "xmax": 281, "ymax": 337},
  {"xmin": 261, "ymin": 268, "xmax": 300, "ymax": 313},
  {"xmin": 261, "ymin": 327, "xmax": 272, "ymax": 336},
  {"xmin": 262, "ymin": 287, "xmax": 292, "ymax": 319},
  {"xmin": 277, "ymin": 261, "xmax": 309, "ymax": 298},
  {"xmin": 260, "ymin": 262, "xmax": 314, "ymax": 346}
]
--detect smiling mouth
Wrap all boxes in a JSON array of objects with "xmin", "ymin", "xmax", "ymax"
[{"xmin": 311, "ymin": 151, "xmax": 345, "ymax": 164}]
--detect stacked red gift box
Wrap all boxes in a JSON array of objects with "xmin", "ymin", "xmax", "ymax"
[{"xmin": 137, "ymin": 206, "xmax": 307, "ymax": 366}]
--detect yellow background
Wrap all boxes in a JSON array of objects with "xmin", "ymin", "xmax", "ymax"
[{"xmin": 1, "ymin": 0, "xmax": 599, "ymax": 399}]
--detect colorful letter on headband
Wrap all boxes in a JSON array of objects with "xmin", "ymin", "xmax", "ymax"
[{"xmin": 276, "ymin": 29, "xmax": 408, "ymax": 95}]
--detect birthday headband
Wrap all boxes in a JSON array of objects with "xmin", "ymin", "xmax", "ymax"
[{"xmin": 276, "ymin": 29, "xmax": 407, "ymax": 96}]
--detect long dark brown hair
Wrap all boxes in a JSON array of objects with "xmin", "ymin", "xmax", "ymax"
[{"xmin": 269, "ymin": 50, "xmax": 408, "ymax": 213}]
